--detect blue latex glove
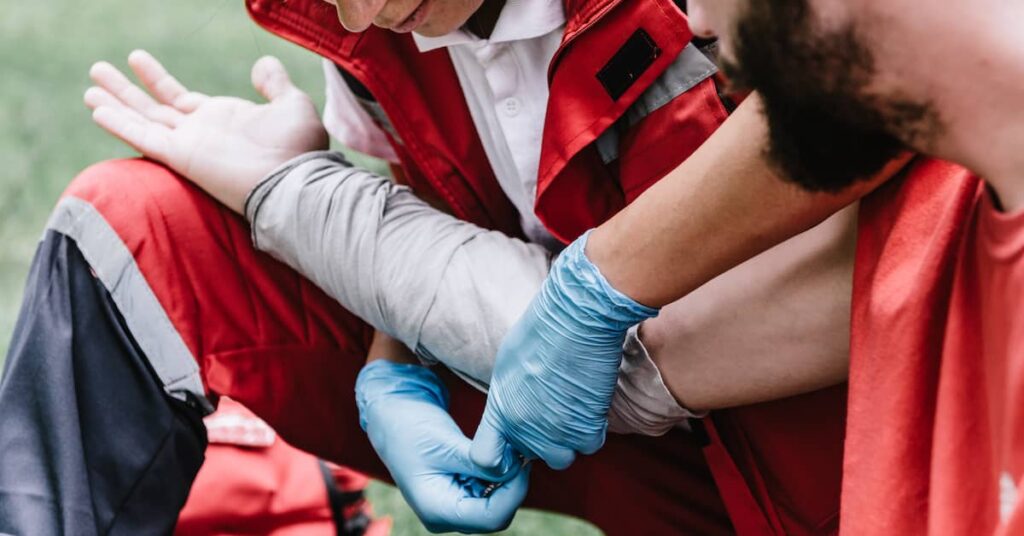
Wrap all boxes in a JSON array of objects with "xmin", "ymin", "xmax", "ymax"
[
  {"xmin": 356, "ymin": 360, "xmax": 529, "ymax": 534},
  {"xmin": 470, "ymin": 231, "xmax": 659, "ymax": 472}
]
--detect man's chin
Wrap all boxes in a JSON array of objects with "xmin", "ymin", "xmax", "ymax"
[
  {"xmin": 413, "ymin": 15, "xmax": 469, "ymax": 38},
  {"xmin": 412, "ymin": 24, "xmax": 448, "ymax": 38},
  {"xmin": 761, "ymin": 105, "xmax": 906, "ymax": 193}
]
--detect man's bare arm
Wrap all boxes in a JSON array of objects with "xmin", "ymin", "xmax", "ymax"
[
  {"xmin": 589, "ymin": 95, "xmax": 906, "ymax": 308},
  {"xmin": 641, "ymin": 203, "xmax": 857, "ymax": 413}
]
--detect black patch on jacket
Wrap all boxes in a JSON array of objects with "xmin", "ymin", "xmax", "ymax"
[{"xmin": 597, "ymin": 29, "xmax": 662, "ymax": 101}]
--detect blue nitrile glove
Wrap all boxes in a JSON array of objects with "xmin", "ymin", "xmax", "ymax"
[
  {"xmin": 470, "ymin": 230, "xmax": 659, "ymax": 472},
  {"xmin": 356, "ymin": 360, "xmax": 529, "ymax": 534}
]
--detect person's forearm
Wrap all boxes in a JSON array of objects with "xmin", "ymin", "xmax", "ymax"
[
  {"xmin": 244, "ymin": 153, "xmax": 685, "ymax": 434},
  {"xmin": 245, "ymin": 151, "xmax": 493, "ymax": 350},
  {"xmin": 640, "ymin": 203, "xmax": 858, "ymax": 412},
  {"xmin": 588, "ymin": 95, "xmax": 907, "ymax": 308}
]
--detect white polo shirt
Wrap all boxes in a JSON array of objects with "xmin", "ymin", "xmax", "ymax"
[{"xmin": 322, "ymin": 0, "xmax": 565, "ymax": 249}]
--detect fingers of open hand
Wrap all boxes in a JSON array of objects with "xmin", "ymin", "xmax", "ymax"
[
  {"xmin": 126, "ymin": 50, "xmax": 195, "ymax": 109},
  {"xmin": 83, "ymin": 86, "xmax": 132, "ymax": 113},
  {"xmin": 89, "ymin": 60, "xmax": 183, "ymax": 127},
  {"xmin": 91, "ymin": 105, "xmax": 171, "ymax": 162},
  {"xmin": 251, "ymin": 56, "xmax": 300, "ymax": 102},
  {"xmin": 126, "ymin": 50, "xmax": 207, "ymax": 113}
]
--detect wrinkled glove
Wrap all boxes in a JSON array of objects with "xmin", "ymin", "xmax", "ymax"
[
  {"xmin": 470, "ymin": 231, "xmax": 659, "ymax": 472},
  {"xmin": 356, "ymin": 360, "xmax": 529, "ymax": 533}
]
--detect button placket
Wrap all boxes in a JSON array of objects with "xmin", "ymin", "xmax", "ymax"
[{"xmin": 503, "ymin": 97, "xmax": 521, "ymax": 117}]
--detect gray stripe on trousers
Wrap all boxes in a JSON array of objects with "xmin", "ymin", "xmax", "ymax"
[{"xmin": 45, "ymin": 196, "xmax": 213, "ymax": 414}]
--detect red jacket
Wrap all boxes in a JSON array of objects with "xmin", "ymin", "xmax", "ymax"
[
  {"xmin": 248, "ymin": 0, "xmax": 727, "ymax": 241},
  {"xmin": 245, "ymin": 1, "xmax": 845, "ymax": 533}
]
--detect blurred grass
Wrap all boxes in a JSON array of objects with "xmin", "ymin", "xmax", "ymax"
[{"xmin": 0, "ymin": 1, "xmax": 601, "ymax": 534}]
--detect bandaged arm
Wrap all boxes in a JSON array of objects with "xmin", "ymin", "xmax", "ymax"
[
  {"xmin": 245, "ymin": 151, "xmax": 690, "ymax": 435},
  {"xmin": 245, "ymin": 151, "xmax": 858, "ymax": 434}
]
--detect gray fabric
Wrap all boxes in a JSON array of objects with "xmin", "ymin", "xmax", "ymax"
[
  {"xmin": 0, "ymin": 232, "xmax": 206, "ymax": 536},
  {"xmin": 246, "ymin": 152, "xmax": 694, "ymax": 435},
  {"xmin": 46, "ymin": 196, "xmax": 212, "ymax": 414},
  {"xmin": 607, "ymin": 326, "xmax": 705, "ymax": 435}
]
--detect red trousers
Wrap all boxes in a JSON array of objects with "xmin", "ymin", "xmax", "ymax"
[
  {"xmin": 63, "ymin": 158, "xmax": 844, "ymax": 535},
  {"xmin": 176, "ymin": 398, "xmax": 392, "ymax": 536}
]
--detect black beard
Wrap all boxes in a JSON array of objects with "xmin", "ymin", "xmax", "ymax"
[{"xmin": 721, "ymin": 0, "xmax": 931, "ymax": 193}]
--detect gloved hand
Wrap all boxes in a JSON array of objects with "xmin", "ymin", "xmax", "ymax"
[
  {"xmin": 356, "ymin": 360, "xmax": 529, "ymax": 533},
  {"xmin": 470, "ymin": 231, "xmax": 659, "ymax": 472}
]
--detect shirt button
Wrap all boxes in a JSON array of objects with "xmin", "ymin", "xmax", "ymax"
[{"xmin": 503, "ymin": 97, "xmax": 521, "ymax": 117}]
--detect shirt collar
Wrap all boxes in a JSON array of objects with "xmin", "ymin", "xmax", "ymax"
[{"xmin": 412, "ymin": 0, "xmax": 566, "ymax": 52}]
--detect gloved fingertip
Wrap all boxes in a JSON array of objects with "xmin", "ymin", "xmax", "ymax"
[
  {"xmin": 470, "ymin": 420, "xmax": 512, "ymax": 478},
  {"xmin": 543, "ymin": 447, "xmax": 576, "ymax": 471},
  {"xmin": 578, "ymin": 428, "xmax": 607, "ymax": 455}
]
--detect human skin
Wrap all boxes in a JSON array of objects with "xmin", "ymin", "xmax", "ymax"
[
  {"xmin": 602, "ymin": 0, "xmax": 1024, "ymax": 310},
  {"xmin": 592, "ymin": 0, "xmax": 1024, "ymax": 407},
  {"xmin": 588, "ymin": 94, "xmax": 904, "ymax": 307},
  {"xmin": 86, "ymin": 51, "xmax": 868, "ymax": 413},
  {"xmin": 592, "ymin": 0, "xmax": 1024, "ymax": 307},
  {"xmin": 321, "ymin": 0, "xmax": 484, "ymax": 36},
  {"xmin": 686, "ymin": 0, "xmax": 1024, "ymax": 210},
  {"xmin": 366, "ymin": 330, "xmax": 419, "ymax": 365},
  {"xmin": 598, "ymin": 0, "xmax": 1024, "ymax": 311}
]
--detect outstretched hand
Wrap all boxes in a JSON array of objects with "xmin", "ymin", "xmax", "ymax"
[{"xmin": 84, "ymin": 50, "xmax": 327, "ymax": 213}]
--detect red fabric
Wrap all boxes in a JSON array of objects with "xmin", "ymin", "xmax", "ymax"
[
  {"xmin": 243, "ymin": 2, "xmax": 848, "ymax": 533},
  {"xmin": 710, "ymin": 387, "xmax": 846, "ymax": 535},
  {"xmin": 246, "ymin": 0, "xmax": 522, "ymax": 238},
  {"xmin": 532, "ymin": 0, "xmax": 695, "ymax": 241},
  {"xmin": 176, "ymin": 399, "xmax": 391, "ymax": 536},
  {"xmin": 245, "ymin": 0, "xmax": 714, "ymax": 244},
  {"xmin": 618, "ymin": 77, "xmax": 729, "ymax": 203},
  {"xmin": 843, "ymin": 159, "xmax": 1024, "ymax": 534},
  {"xmin": 64, "ymin": 160, "xmax": 734, "ymax": 536}
]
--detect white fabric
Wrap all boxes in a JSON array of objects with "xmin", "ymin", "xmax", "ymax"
[
  {"xmin": 246, "ymin": 152, "xmax": 695, "ymax": 436},
  {"xmin": 322, "ymin": 0, "xmax": 565, "ymax": 248},
  {"xmin": 322, "ymin": 59, "xmax": 399, "ymax": 163}
]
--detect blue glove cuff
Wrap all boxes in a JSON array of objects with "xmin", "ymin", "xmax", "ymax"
[
  {"xmin": 547, "ymin": 230, "xmax": 659, "ymax": 331},
  {"xmin": 355, "ymin": 360, "xmax": 449, "ymax": 431}
]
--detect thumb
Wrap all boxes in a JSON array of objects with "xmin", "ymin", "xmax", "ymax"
[
  {"xmin": 470, "ymin": 418, "xmax": 518, "ymax": 481},
  {"xmin": 577, "ymin": 421, "xmax": 608, "ymax": 456},
  {"xmin": 452, "ymin": 465, "xmax": 531, "ymax": 533},
  {"xmin": 251, "ymin": 56, "xmax": 300, "ymax": 102}
]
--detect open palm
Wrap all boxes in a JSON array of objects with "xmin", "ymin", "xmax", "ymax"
[{"xmin": 84, "ymin": 50, "xmax": 327, "ymax": 213}]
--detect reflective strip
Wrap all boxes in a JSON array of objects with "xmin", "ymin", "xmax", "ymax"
[
  {"xmin": 1002, "ymin": 472, "xmax": 1020, "ymax": 522},
  {"xmin": 46, "ymin": 196, "xmax": 213, "ymax": 414},
  {"xmin": 595, "ymin": 42, "xmax": 719, "ymax": 164}
]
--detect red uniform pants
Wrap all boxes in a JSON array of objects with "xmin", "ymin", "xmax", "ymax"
[{"xmin": 51, "ymin": 157, "xmax": 848, "ymax": 534}]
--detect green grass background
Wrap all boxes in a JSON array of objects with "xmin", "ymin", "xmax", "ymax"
[{"xmin": 0, "ymin": 1, "xmax": 601, "ymax": 534}]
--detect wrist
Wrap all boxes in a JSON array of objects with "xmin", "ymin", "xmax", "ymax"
[
  {"xmin": 355, "ymin": 361, "xmax": 449, "ymax": 430},
  {"xmin": 550, "ymin": 231, "xmax": 659, "ymax": 330},
  {"xmin": 367, "ymin": 330, "xmax": 419, "ymax": 365}
]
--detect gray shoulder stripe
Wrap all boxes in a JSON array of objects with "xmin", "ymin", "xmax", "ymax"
[
  {"xmin": 46, "ymin": 196, "xmax": 213, "ymax": 415},
  {"xmin": 596, "ymin": 43, "xmax": 719, "ymax": 165},
  {"xmin": 622, "ymin": 43, "xmax": 718, "ymax": 126}
]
